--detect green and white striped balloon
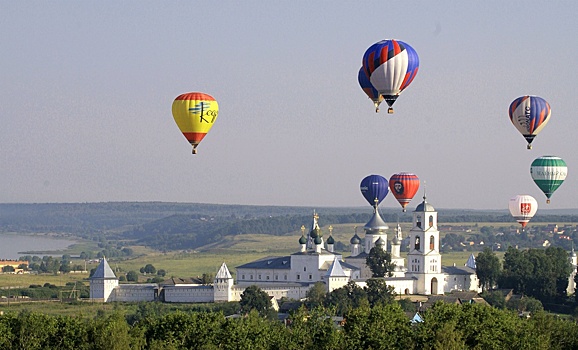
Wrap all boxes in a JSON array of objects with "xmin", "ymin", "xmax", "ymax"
[{"xmin": 530, "ymin": 156, "xmax": 567, "ymax": 204}]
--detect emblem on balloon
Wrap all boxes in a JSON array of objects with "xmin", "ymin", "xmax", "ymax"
[{"xmin": 172, "ymin": 92, "xmax": 219, "ymax": 154}]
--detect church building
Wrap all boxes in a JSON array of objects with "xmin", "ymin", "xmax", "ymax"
[{"xmin": 90, "ymin": 195, "xmax": 484, "ymax": 303}]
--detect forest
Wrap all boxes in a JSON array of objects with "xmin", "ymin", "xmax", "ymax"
[{"xmin": 1, "ymin": 301, "xmax": 577, "ymax": 350}]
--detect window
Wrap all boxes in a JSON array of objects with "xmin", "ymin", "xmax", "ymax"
[
  {"xmin": 284, "ymin": 275, "xmax": 288, "ymax": 280},
  {"xmin": 250, "ymin": 275, "xmax": 253, "ymax": 280},
  {"xmin": 242, "ymin": 275, "xmax": 245, "ymax": 279},
  {"xmin": 414, "ymin": 236, "xmax": 420, "ymax": 250},
  {"xmin": 429, "ymin": 215, "xmax": 434, "ymax": 227},
  {"xmin": 266, "ymin": 276, "xmax": 270, "ymax": 280},
  {"xmin": 430, "ymin": 235, "xmax": 435, "ymax": 250},
  {"xmin": 297, "ymin": 274, "xmax": 301, "ymax": 280},
  {"xmin": 309, "ymin": 274, "xmax": 312, "ymax": 280},
  {"xmin": 304, "ymin": 267, "xmax": 307, "ymax": 272},
  {"xmin": 416, "ymin": 215, "xmax": 422, "ymax": 228}
]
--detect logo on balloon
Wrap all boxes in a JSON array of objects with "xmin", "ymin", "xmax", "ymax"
[
  {"xmin": 520, "ymin": 203, "xmax": 532, "ymax": 215},
  {"xmin": 393, "ymin": 181, "xmax": 404, "ymax": 194},
  {"xmin": 189, "ymin": 102, "xmax": 218, "ymax": 123}
]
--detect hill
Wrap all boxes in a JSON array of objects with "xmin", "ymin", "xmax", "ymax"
[{"xmin": 1, "ymin": 202, "xmax": 577, "ymax": 252}]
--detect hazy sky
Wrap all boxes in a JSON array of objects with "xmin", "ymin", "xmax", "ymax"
[{"xmin": 2, "ymin": 1, "xmax": 577, "ymax": 210}]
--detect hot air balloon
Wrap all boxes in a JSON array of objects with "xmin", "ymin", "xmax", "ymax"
[
  {"xmin": 509, "ymin": 195, "xmax": 538, "ymax": 228},
  {"xmin": 360, "ymin": 174, "xmax": 389, "ymax": 208},
  {"xmin": 172, "ymin": 92, "xmax": 219, "ymax": 154},
  {"xmin": 509, "ymin": 95, "xmax": 551, "ymax": 149},
  {"xmin": 389, "ymin": 172, "xmax": 420, "ymax": 212},
  {"xmin": 361, "ymin": 39, "xmax": 419, "ymax": 114},
  {"xmin": 358, "ymin": 67, "xmax": 383, "ymax": 113},
  {"xmin": 530, "ymin": 156, "xmax": 567, "ymax": 204}
]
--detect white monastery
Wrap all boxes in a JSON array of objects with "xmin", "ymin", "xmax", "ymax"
[{"xmin": 90, "ymin": 196, "xmax": 493, "ymax": 303}]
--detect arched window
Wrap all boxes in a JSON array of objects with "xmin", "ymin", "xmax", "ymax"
[
  {"xmin": 430, "ymin": 235, "xmax": 435, "ymax": 250},
  {"xmin": 429, "ymin": 215, "xmax": 434, "ymax": 227},
  {"xmin": 416, "ymin": 215, "xmax": 422, "ymax": 228},
  {"xmin": 414, "ymin": 236, "xmax": 420, "ymax": 250}
]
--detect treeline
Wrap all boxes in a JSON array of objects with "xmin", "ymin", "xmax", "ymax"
[
  {"xmin": 122, "ymin": 213, "xmax": 380, "ymax": 251},
  {"xmin": 477, "ymin": 246, "xmax": 575, "ymax": 312},
  {"xmin": 1, "ymin": 302, "xmax": 578, "ymax": 349}
]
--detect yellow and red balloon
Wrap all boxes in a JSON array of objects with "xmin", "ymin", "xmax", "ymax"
[{"xmin": 172, "ymin": 92, "xmax": 219, "ymax": 154}]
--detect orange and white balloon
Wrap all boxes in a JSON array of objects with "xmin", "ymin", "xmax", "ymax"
[{"xmin": 508, "ymin": 195, "xmax": 538, "ymax": 228}]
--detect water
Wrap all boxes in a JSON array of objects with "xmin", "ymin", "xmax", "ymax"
[{"xmin": 0, "ymin": 233, "xmax": 77, "ymax": 260}]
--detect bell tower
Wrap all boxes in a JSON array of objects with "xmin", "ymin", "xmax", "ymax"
[{"xmin": 407, "ymin": 195, "xmax": 443, "ymax": 295}]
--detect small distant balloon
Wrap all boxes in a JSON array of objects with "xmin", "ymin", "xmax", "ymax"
[
  {"xmin": 509, "ymin": 95, "xmax": 551, "ymax": 150},
  {"xmin": 360, "ymin": 174, "xmax": 389, "ymax": 208},
  {"xmin": 509, "ymin": 195, "xmax": 538, "ymax": 228},
  {"xmin": 361, "ymin": 39, "xmax": 419, "ymax": 114},
  {"xmin": 358, "ymin": 67, "xmax": 383, "ymax": 112},
  {"xmin": 530, "ymin": 156, "xmax": 567, "ymax": 204},
  {"xmin": 389, "ymin": 172, "xmax": 420, "ymax": 212},
  {"xmin": 172, "ymin": 92, "xmax": 219, "ymax": 154}
]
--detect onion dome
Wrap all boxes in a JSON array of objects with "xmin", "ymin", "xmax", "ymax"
[
  {"xmin": 375, "ymin": 237, "xmax": 386, "ymax": 247},
  {"xmin": 310, "ymin": 227, "xmax": 320, "ymax": 239},
  {"xmin": 299, "ymin": 235, "xmax": 307, "ymax": 245},
  {"xmin": 314, "ymin": 236, "xmax": 322, "ymax": 245},
  {"xmin": 364, "ymin": 208, "xmax": 389, "ymax": 233},
  {"xmin": 327, "ymin": 235, "xmax": 335, "ymax": 245},
  {"xmin": 350, "ymin": 234, "xmax": 361, "ymax": 245},
  {"xmin": 415, "ymin": 196, "xmax": 435, "ymax": 212}
]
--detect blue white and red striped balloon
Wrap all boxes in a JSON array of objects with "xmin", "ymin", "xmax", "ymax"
[
  {"xmin": 509, "ymin": 95, "xmax": 551, "ymax": 149},
  {"xmin": 361, "ymin": 39, "xmax": 419, "ymax": 113}
]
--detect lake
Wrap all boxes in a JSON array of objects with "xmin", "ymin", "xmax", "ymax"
[{"xmin": 0, "ymin": 233, "xmax": 77, "ymax": 260}]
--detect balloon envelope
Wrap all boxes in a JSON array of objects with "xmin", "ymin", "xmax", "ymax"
[
  {"xmin": 530, "ymin": 156, "xmax": 567, "ymax": 203},
  {"xmin": 509, "ymin": 95, "xmax": 551, "ymax": 149},
  {"xmin": 509, "ymin": 195, "xmax": 538, "ymax": 228},
  {"xmin": 389, "ymin": 172, "xmax": 420, "ymax": 212},
  {"xmin": 172, "ymin": 92, "xmax": 219, "ymax": 154},
  {"xmin": 358, "ymin": 67, "xmax": 383, "ymax": 112},
  {"xmin": 360, "ymin": 174, "xmax": 389, "ymax": 208},
  {"xmin": 361, "ymin": 39, "xmax": 419, "ymax": 113}
]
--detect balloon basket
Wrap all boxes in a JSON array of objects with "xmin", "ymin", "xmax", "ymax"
[{"xmin": 387, "ymin": 107, "xmax": 394, "ymax": 114}]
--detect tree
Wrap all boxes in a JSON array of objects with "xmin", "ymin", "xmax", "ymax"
[
  {"xmin": 476, "ymin": 247, "xmax": 501, "ymax": 292},
  {"xmin": 2, "ymin": 265, "xmax": 15, "ymax": 273},
  {"xmin": 156, "ymin": 269, "xmax": 166, "ymax": 277},
  {"xmin": 141, "ymin": 264, "xmax": 156, "ymax": 275},
  {"xmin": 239, "ymin": 285, "xmax": 272, "ymax": 317},
  {"xmin": 305, "ymin": 282, "xmax": 326, "ymax": 309},
  {"xmin": 365, "ymin": 247, "xmax": 395, "ymax": 278},
  {"xmin": 483, "ymin": 291, "xmax": 506, "ymax": 309},
  {"xmin": 326, "ymin": 281, "xmax": 368, "ymax": 315},
  {"xmin": 364, "ymin": 278, "xmax": 396, "ymax": 307},
  {"xmin": 126, "ymin": 271, "xmax": 138, "ymax": 282},
  {"xmin": 200, "ymin": 273, "xmax": 214, "ymax": 285}
]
